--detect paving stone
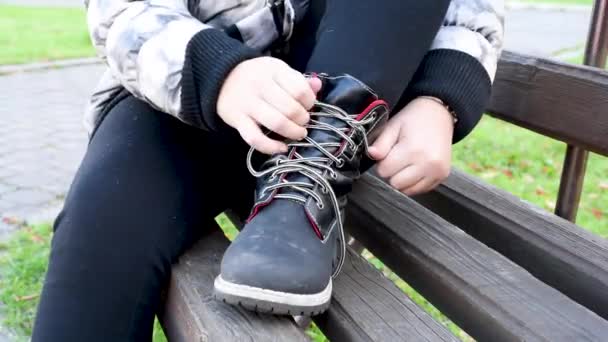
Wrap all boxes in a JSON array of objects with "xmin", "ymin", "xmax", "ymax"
[
  {"xmin": 0, "ymin": 200, "xmax": 17, "ymax": 214},
  {"xmin": 0, "ymin": 65, "xmax": 102, "ymax": 221},
  {"xmin": 1, "ymin": 189, "xmax": 57, "ymax": 207},
  {"xmin": 0, "ymin": 182, "xmax": 17, "ymax": 195}
]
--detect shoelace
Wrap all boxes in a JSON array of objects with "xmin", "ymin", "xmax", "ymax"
[{"xmin": 246, "ymin": 101, "xmax": 377, "ymax": 277}]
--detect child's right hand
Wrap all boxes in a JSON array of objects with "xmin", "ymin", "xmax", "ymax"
[{"xmin": 217, "ymin": 57, "xmax": 322, "ymax": 154}]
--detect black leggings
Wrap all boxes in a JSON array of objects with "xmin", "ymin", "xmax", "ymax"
[{"xmin": 33, "ymin": 1, "xmax": 449, "ymax": 340}]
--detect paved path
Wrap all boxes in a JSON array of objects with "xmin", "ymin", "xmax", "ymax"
[
  {"xmin": 0, "ymin": 65, "xmax": 104, "ymax": 227},
  {"xmin": 506, "ymin": 8, "xmax": 591, "ymax": 57}
]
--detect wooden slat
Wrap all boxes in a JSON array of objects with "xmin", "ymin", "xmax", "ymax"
[
  {"xmin": 314, "ymin": 247, "xmax": 458, "ymax": 342},
  {"xmin": 414, "ymin": 168, "xmax": 608, "ymax": 320},
  {"xmin": 488, "ymin": 51, "xmax": 608, "ymax": 156},
  {"xmin": 159, "ymin": 231, "xmax": 308, "ymax": 342},
  {"xmin": 346, "ymin": 173, "xmax": 608, "ymax": 342}
]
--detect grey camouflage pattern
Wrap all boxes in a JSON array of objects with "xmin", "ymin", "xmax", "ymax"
[
  {"xmin": 431, "ymin": 0, "xmax": 504, "ymax": 80},
  {"xmin": 83, "ymin": 0, "xmax": 503, "ymax": 135}
]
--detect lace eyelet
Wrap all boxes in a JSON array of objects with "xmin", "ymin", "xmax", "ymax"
[
  {"xmin": 317, "ymin": 201, "xmax": 325, "ymax": 210},
  {"xmin": 330, "ymin": 172, "xmax": 338, "ymax": 180},
  {"xmin": 336, "ymin": 158, "xmax": 345, "ymax": 168},
  {"xmin": 321, "ymin": 186, "xmax": 329, "ymax": 194}
]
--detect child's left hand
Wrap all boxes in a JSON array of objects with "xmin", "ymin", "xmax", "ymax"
[{"xmin": 368, "ymin": 97, "xmax": 454, "ymax": 196}]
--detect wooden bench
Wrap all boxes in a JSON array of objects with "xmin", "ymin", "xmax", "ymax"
[{"xmin": 158, "ymin": 50, "xmax": 608, "ymax": 341}]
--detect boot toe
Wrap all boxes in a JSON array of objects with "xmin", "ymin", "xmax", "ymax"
[{"xmin": 220, "ymin": 202, "xmax": 333, "ymax": 295}]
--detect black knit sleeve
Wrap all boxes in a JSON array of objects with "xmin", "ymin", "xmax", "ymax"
[{"xmin": 180, "ymin": 29, "xmax": 260, "ymax": 131}]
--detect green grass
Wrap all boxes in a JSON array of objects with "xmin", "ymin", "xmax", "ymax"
[
  {"xmin": 454, "ymin": 116, "xmax": 608, "ymax": 237},
  {"xmin": 0, "ymin": 224, "xmax": 49, "ymax": 336},
  {"xmin": 0, "ymin": 223, "xmax": 167, "ymax": 341},
  {"xmin": 0, "ymin": 5, "xmax": 94, "ymax": 65}
]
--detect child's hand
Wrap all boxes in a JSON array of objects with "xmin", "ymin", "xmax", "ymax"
[
  {"xmin": 368, "ymin": 97, "xmax": 454, "ymax": 196},
  {"xmin": 217, "ymin": 57, "xmax": 322, "ymax": 154}
]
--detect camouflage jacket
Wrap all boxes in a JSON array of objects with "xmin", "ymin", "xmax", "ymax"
[{"xmin": 84, "ymin": 0, "xmax": 504, "ymax": 137}]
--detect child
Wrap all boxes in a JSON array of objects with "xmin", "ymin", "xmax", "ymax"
[{"xmin": 33, "ymin": 0, "xmax": 503, "ymax": 340}]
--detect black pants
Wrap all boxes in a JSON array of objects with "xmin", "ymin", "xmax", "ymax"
[{"xmin": 33, "ymin": 1, "xmax": 449, "ymax": 340}]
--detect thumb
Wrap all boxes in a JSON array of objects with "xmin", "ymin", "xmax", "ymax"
[
  {"xmin": 368, "ymin": 122, "xmax": 400, "ymax": 161},
  {"xmin": 307, "ymin": 77, "xmax": 322, "ymax": 95}
]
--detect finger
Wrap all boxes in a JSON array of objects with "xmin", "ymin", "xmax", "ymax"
[
  {"xmin": 307, "ymin": 76, "xmax": 322, "ymax": 95},
  {"xmin": 275, "ymin": 70, "xmax": 317, "ymax": 110},
  {"xmin": 368, "ymin": 121, "xmax": 400, "ymax": 161},
  {"xmin": 374, "ymin": 141, "xmax": 410, "ymax": 178},
  {"xmin": 252, "ymin": 100, "xmax": 308, "ymax": 141},
  {"xmin": 388, "ymin": 165, "xmax": 424, "ymax": 190},
  {"xmin": 428, "ymin": 179, "xmax": 443, "ymax": 191},
  {"xmin": 261, "ymin": 82, "xmax": 310, "ymax": 126},
  {"xmin": 236, "ymin": 117, "xmax": 288, "ymax": 154},
  {"xmin": 402, "ymin": 177, "xmax": 437, "ymax": 197}
]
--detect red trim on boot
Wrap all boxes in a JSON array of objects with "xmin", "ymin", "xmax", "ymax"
[
  {"xmin": 246, "ymin": 148, "xmax": 297, "ymax": 222},
  {"xmin": 337, "ymin": 99, "xmax": 389, "ymax": 156},
  {"xmin": 305, "ymin": 208, "xmax": 324, "ymax": 240}
]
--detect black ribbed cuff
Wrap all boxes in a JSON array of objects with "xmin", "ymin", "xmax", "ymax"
[
  {"xmin": 181, "ymin": 29, "xmax": 260, "ymax": 131},
  {"xmin": 401, "ymin": 49, "xmax": 492, "ymax": 143}
]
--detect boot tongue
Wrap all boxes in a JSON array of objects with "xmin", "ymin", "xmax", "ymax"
[
  {"xmin": 317, "ymin": 75, "xmax": 378, "ymax": 114},
  {"xmin": 281, "ymin": 74, "xmax": 378, "ymax": 195}
]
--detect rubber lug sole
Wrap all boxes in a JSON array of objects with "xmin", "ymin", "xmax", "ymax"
[{"xmin": 213, "ymin": 275, "xmax": 332, "ymax": 316}]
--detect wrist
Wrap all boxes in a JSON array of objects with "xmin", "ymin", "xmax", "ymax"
[{"xmin": 416, "ymin": 96, "xmax": 458, "ymax": 125}]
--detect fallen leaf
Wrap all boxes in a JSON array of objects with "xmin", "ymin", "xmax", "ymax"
[
  {"xmin": 523, "ymin": 174, "xmax": 535, "ymax": 184},
  {"xmin": 30, "ymin": 234, "xmax": 44, "ymax": 243},
  {"xmin": 591, "ymin": 208, "xmax": 603, "ymax": 220},
  {"xmin": 502, "ymin": 169, "xmax": 514, "ymax": 178},
  {"xmin": 535, "ymin": 187, "xmax": 547, "ymax": 196},
  {"xmin": 468, "ymin": 162, "xmax": 483, "ymax": 172},
  {"xmin": 14, "ymin": 294, "xmax": 39, "ymax": 302},
  {"xmin": 600, "ymin": 182, "xmax": 608, "ymax": 190},
  {"xmin": 480, "ymin": 171, "xmax": 498, "ymax": 180},
  {"xmin": 545, "ymin": 200, "xmax": 556, "ymax": 210},
  {"xmin": 1, "ymin": 216, "xmax": 20, "ymax": 225},
  {"xmin": 589, "ymin": 193, "xmax": 599, "ymax": 199},
  {"xmin": 520, "ymin": 160, "xmax": 532, "ymax": 168}
]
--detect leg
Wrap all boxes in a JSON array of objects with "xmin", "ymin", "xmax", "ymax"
[
  {"xmin": 216, "ymin": 0, "xmax": 452, "ymax": 316},
  {"xmin": 288, "ymin": 0, "xmax": 450, "ymax": 106},
  {"xmin": 33, "ymin": 96, "xmax": 253, "ymax": 341}
]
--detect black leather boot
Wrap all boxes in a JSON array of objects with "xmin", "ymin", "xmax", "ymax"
[{"xmin": 214, "ymin": 74, "xmax": 389, "ymax": 316}]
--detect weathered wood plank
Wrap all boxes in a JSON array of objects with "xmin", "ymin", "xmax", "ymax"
[
  {"xmin": 159, "ymin": 231, "xmax": 308, "ymax": 342},
  {"xmin": 414, "ymin": 168, "xmax": 608, "ymax": 320},
  {"xmin": 314, "ymin": 247, "xmax": 458, "ymax": 342},
  {"xmin": 488, "ymin": 51, "xmax": 608, "ymax": 156},
  {"xmin": 224, "ymin": 215, "xmax": 454, "ymax": 341},
  {"xmin": 346, "ymin": 173, "xmax": 608, "ymax": 342}
]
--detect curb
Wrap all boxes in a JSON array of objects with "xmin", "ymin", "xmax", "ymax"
[
  {"xmin": 507, "ymin": 1, "xmax": 592, "ymax": 12},
  {"xmin": 0, "ymin": 57, "xmax": 102, "ymax": 76}
]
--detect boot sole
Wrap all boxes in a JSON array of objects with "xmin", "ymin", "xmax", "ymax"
[{"xmin": 213, "ymin": 275, "xmax": 332, "ymax": 316}]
